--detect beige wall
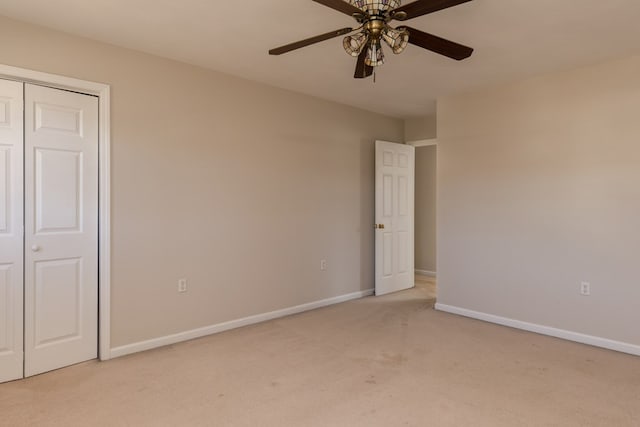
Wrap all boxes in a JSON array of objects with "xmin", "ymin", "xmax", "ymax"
[
  {"xmin": 404, "ymin": 115, "xmax": 436, "ymax": 142},
  {"xmin": 437, "ymin": 55, "xmax": 640, "ymax": 346},
  {"xmin": 415, "ymin": 146, "xmax": 437, "ymax": 273},
  {"xmin": 0, "ymin": 16, "xmax": 404, "ymax": 348}
]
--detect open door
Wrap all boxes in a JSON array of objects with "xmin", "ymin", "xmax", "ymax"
[{"xmin": 375, "ymin": 141, "xmax": 415, "ymax": 296}]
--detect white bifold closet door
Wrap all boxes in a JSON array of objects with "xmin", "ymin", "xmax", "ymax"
[{"xmin": 0, "ymin": 79, "xmax": 98, "ymax": 382}]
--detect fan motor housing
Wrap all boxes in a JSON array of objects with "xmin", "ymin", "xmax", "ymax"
[{"xmin": 365, "ymin": 18, "xmax": 386, "ymax": 40}]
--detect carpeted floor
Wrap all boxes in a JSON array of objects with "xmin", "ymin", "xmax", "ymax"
[
  {"xmin": 414, "ymin": 273, "xmax": 437, "ymax": 300},
  {"xmin": 1, "ymin": 276, "xmax": 639, "ymax": 426}
]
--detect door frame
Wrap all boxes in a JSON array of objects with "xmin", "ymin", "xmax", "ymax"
[{"xmin": 0, "ymin": 64, "xmax": 112, "ymax": 361}]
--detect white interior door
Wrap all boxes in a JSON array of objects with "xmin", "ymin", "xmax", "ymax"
[
  {"xmin": 24, "ymin": 84, "xmax": 98, "ymax": 376},
  {"xmin": 375, "ymin": 141, "xmax": 415, "ymax": 296},
  {"xmin": 0, "ymin": 79, "xmax": 24, "ymax": 383}
]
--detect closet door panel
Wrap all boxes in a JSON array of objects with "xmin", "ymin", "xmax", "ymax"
[
  {"xmin": 0, "ymin": 79, "xmax": 24, "ymax": 383},
  {"xmin": 24, "ymin": 84, "xmax": 98, "ymax": 377}
]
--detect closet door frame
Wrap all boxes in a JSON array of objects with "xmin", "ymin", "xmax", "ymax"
[{"xmin": 0, "ymin": 64, "xmax": 112, "ymax": 361}]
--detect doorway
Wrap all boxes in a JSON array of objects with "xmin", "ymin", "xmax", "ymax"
[{"xmin": 412, "ymin": 140, "xmax": 437, "ymax": 299}]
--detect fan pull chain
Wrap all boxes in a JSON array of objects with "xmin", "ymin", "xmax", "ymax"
[{"xmin": 373, "ymin": 69, "xmax": 376, "ymax": 83}]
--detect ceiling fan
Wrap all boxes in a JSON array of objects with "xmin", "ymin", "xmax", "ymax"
[{"xmin": 269, "ymin": 0, "xmax": 474, "ymax": 79}]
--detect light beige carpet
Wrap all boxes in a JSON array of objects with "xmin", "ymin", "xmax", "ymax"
[{"xmin": 1, "ymin": 277, "xmax": 639, "ymax": 426}]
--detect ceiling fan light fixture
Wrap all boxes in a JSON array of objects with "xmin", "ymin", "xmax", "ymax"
[
  {"xmin": 269, "ymin": 0, "xmax": 474, "ymax": 79},
  {"xmin": 365, "ymin": 41, "xmax": 385, "ymax": 67},
  {"xmin": 382, "ymin": 27, "xmax": 409, "ymax": 54},
  {"xmin": 343, "ymin": 33, "xmax": 369, "ymax": 57}
]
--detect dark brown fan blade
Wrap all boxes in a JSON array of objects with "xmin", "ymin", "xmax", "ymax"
[
  {"xmin": 392, "ymin": 0, "xmax": 472, "ymax": 21},
  {"xmin": 312, "ymin": 0, "xmax": 364, "ymax": 17},
  {"xmin": 401, "ymin": 26, "xmax": 473, "ymax": 60},
  {"xmin": 269, "ymin": 28, "xmax": 353, "ymax": 55},
  {"xmin": 354, "ymin": 48, "xmax": 374, "ymax": 79}
]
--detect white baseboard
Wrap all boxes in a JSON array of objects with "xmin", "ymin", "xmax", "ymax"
[
  {"xmin": 415, "ymin": 269, "xmax": 436, "ymax": 277},
  {"xmin": 435, "ymin": 303, "xmax": 640, "ymax": 357},
  {"xmin": 111, "ymin": 289, "xmax": 374, "ymax": 359}
]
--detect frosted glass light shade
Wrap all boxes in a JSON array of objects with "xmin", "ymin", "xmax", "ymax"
[
  {"xmin": 382, "ymin": 27, "xmax": 409, "ymax": 54},
  {"xmin": 343, "ymin": 33, "xmax": 369, "ymax": 57}
]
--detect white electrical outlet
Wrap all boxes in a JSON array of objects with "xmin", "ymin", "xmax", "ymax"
[
  {"xmin": 580, "ymin": 281, "xmax": 591, "ymax": 296},
  {"xmin": 178, "ymin": 279, "xmax": 188, "ymax": 293},
  {"xmin": 320, "ymin": 260, "xmax": 327, "ymax": 271}
]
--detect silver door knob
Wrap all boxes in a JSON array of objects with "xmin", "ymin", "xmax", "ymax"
[{"xmin": 31, "ymin": 245, "xmax": 41, "ymax": 252}]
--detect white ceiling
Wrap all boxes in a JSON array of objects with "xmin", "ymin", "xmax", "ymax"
[{"xmin": 1, "ymin": 0, "xmax": 640, "ymax": 118}]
